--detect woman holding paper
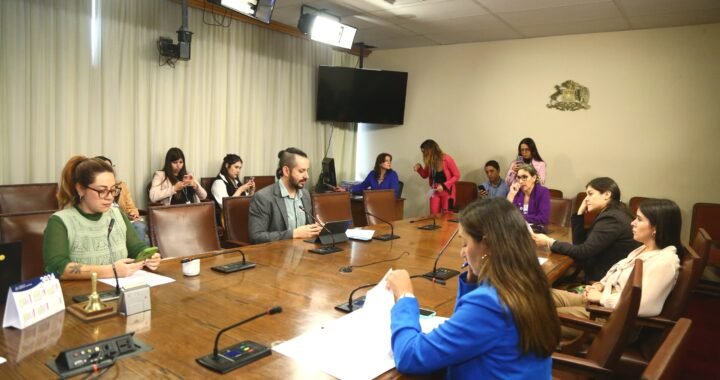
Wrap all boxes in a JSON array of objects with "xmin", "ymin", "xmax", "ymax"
[
  {"xmin": 43, "ymin": 155, "xmax": 161, "ymax": 279},
  {"xmin": 386, "ymin": 198, "xmax": 559, "ymax": 379}
]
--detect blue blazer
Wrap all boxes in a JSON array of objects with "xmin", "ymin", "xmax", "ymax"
[{"xmin": 351, "ymin": 170, "xmax": 400, "ymax": 198}]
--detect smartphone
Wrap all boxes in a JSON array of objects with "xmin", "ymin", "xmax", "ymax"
[
  {"xmin": 135, "ymin": 247, "xmax": 159, "ymax": 262},
  {"xmin": 478, "ymin": 185, "xmax": 486, "ymax": 192},
  {"xmin": 419, "ymin": 307, "xmax": 436, "ymax": 318},
  {"xmin": 183, "ymin": 174, "xmax": 193, "ymax": 181}
]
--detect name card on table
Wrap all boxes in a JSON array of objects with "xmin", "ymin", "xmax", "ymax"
[{"xmin": 3, "ymin": 274, "xmax": 65, "ymax": 330}]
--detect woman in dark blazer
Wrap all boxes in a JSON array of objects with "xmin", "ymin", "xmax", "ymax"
[{"xmin": 533, "ymin": 177, "xmax": 640, "ymax": 281}]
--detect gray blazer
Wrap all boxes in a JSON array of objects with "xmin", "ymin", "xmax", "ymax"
[{"xmin": 248, "ymin": 181, "xmax": 314, "ymax": 244}]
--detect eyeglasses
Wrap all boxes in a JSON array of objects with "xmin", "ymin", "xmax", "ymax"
[
  {"xmin": 86, "ymin": 185, "xmax": 121, "ymax": 199},
  {"xmin": 516, "ymin": 175, "xmax": 530, "ymax": 180}
]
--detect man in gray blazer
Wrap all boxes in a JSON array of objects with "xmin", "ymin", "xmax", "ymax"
[{"xmin": 249, "ymin": 147, "xmax": 322, "ymax": 244}]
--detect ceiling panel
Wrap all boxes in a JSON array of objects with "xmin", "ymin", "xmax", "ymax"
[{"xmin": 477, "ymin": 0, "xmax": 610, "ymax": 14}]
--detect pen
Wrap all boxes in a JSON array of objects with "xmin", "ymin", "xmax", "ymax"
[{"xmin": 461, "ymin": 261, "xmax": 469, "ymax": 269}]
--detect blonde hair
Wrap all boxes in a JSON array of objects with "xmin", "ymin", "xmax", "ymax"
[{"xmin": 420, "ymin": 139, "xmax": 444, "ymax": 171}]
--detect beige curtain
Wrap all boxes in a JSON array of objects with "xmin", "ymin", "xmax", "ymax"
[{"xmin": 0, "ymin": 0, "xmax": 358, "ymax": 206}]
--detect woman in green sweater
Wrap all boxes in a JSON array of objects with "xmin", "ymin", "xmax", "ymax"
[{"xmin": 43, "ymin": 156, "xmax": 161, "ymax": 279}]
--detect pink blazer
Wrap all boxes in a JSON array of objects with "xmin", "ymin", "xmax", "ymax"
[{"xmin": 417, "ymin": 154, "xmax": 461, "ymax": 201}]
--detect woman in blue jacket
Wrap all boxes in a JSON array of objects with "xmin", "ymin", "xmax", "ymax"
[
  {"xmin": 386, "ymin": 198, "xmax": 560, "ymax": 379},
  {"xmin": 337, "ymin": 153, "xmax": 400, "ymax": 198}
]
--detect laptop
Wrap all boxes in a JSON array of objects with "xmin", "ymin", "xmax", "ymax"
[
  {"xmin": 0, "ymin": 241, "xmax": 23, "ymax": 304},
  {"xmin": 305, "ymin": 220, "xmax": 352, "ymax": 245}
]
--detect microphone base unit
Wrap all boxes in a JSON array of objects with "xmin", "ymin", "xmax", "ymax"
[
  {"xmin": 334, "ymin": 295, "xmax": 366, "ymax": 313},
  {"xmin": 423, "ymin": 267, "xmax": 461, "ymax": 281},
  {"xmin": 373, "ymin": 234, "xmax": 400, "ymax": 241},
  {"xmin": 46, "ymin": 332, "xmax": 151, "ymax": 377},
  {"xmin": 309, "ymin": 246, "xmax": 343, "ymax": 255},
  {"xmin": 418, "ymin": 224, "xmax": 442, "ymax": 230},
  {"xmin": 72, "ymin": 290, "xmax": 120, "ymax": 304},
  {"xmin": 196, "ymin": 340, "xmax": 271, "ymax": 373},
  {"xmin": 211, "ymin": 261, "xmax": 257, "ymax": 273}
]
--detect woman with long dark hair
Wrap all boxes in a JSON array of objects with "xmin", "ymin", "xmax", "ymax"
[
  {"xmin": 552, "ymin": 198, "xmax": 682, "ymax": 319},
  {"xmin": 43, "ymin": 156, "xmax": 161, "ymax": 279},
  {"xmin": 335, "ymin": 153, "xmax": 400, "ymax": 198},
  {"xmin": 533, "ymin": 177, "xmax": 640, "ymax": 281},
  {"xmin": 149, "ymin": 147, "xmax": 207, "ymax": 205},
  {"xmin": 413, "ymin": 139, "xmax": 461, "ymax": 213},
  {"xmin": 386, "ymin": 198, "xmax": 560, "ymax": 378},
  {"xmin": 506, "ymin": 137, "xmax": 546, "ymax": 185},
  {"xmin": 211, "ymin": 154, "xmax": 255, "ymax": 208}
]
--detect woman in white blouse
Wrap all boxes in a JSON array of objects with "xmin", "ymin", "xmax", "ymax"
[{"xmin": 552, "ymin": 198, "xmax": 681, "ymax": 319}]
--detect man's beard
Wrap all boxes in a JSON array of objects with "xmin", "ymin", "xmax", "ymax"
[{"xmin": 290, "ymin": 176, "xmax": 306, "ymax": 190}]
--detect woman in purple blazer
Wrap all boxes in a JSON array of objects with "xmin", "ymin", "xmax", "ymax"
[{"xmin": 506, "ymin": 164, "xmax": 550, "ymax": 225}]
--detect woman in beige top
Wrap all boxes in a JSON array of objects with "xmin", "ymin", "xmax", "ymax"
[{"xmin": 149, "ymin": 147, "xmax": 207, "ymax": 205}]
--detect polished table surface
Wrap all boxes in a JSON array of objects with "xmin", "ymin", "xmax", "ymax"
[{"xmin": 0, "ymin": 215, "xmax": 572, "ymax": 379}]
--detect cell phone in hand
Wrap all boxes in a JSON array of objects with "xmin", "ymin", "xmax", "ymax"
[
  {"xmin": 419, "ymin": 307, "xmax": 436, "ymax": 318},
  {"xmin": 183, "ymin": 174, "xmax": 193, "ymax": 181},
  {"xmin": 478, "ymin": 185, "xmax": 486, "ymax": 192},
  {"xmin": 134, "ymin": 247, "xmax": 159, "ymax": 262}
]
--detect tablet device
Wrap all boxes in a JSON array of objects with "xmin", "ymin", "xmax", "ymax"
[{"xmin": 304, "ymin": 220, "xmax": 352, "ymax": 245}]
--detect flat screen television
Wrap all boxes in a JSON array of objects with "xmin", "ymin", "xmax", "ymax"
[{"xmin": 316, "ymin": 66, "xmax": 408, "ymax": 125}]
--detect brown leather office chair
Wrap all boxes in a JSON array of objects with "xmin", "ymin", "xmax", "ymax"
[
  {"xmin": 0, "ymin": 183, "xmax": 59, "ymax": 214},
  {"xmin": 640, "ymin": 318, "xmax": 692, "ymax": 380},
  {"xmin": 451, "ymin": 181, "xmax": 478, "ymax": 212},
  {"xmin": 222, "ymin": 196, "xmax": 252, "ymax": 247},
  {"xmin": 148, "ymin": 203, "xmax": 220, "ymax": 258},
  {"xmin": 245, "ymin": 175, "xmax": 275, "ymax": 192},
  {"xmin": 691, "ymin": 228, "xmax": 719, "ymax": 296},
  {"xmin": 690, "ymin": 203, "xmax": 720, "ymax": 267},
  {"xmin": 312, "ymin": 192, "xmax": 352, "ymax": 225},
  {"xmin": 0, "ymin": 210, "xmax": 55, "ymax": 280},
  {"xmin": 363, "ymin": 189, "xmax": 397, "ymax": 225},
  {"xmin": 553, "ymin": 260, "xmax": 643, "ymax": 378},
  {"xmin": 549, "ymin": 188, "xmax": 564, "ymax": 199},
  {"xmin": 550, "ymin": 198, "xmax": 572, "ymax": 227}
]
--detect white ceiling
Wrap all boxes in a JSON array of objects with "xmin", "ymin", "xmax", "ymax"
[{"xmin": 270, "ymin": 0, "xmax": 720, "ymax": 49}]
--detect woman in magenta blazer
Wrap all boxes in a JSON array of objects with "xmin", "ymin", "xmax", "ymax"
[{"xmin": 413, "ymin": 139, "xmax": 461, "ymax": 214}]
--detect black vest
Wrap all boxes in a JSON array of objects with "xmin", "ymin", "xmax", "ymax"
[{"xmin": 212, "ymin": 174, "xmax": 243, "ymax": 207}]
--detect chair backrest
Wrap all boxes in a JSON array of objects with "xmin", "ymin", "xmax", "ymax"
[
  {"xmin": 629, "ymin": 197, "xmax": 655, "ymax": 216},
  {"xmin": 658, "ymin": 244, "xmax": 700, "ymax": 321},
  {"xmin": 245, "ymin": 175, "xmax": 275, "ymax": 192},
  {"xmin": 573, "ymin": 192, "xmax": 598, "ymax": 229},
  {"xmin": 453, "ymin": 181, "xmax": 478, "ymax": 212},
  {"xmin": 549, "ymin": 198, "xmax": 572, "ymax": 227},
  {"xmin": 363, "ymin": 189, "xmax": 397, "ymax": 225},
  {"xmin": 586, "ymin": 260, "xmax": 643, "ymax": 368},
  {"xmin": 200, "ymin": 177, "xmax": 215, "ymax": 196},
  {"xmin": 0, "ymin": 210, "xmax": 55, "ymax": 280},
  {"xmin": 640, "ymin": 318, "xmax": 692, "ymax": 380},
  {"xmin": 398, "ymin": 181, "xmax": 404, "ymax": 198},
  {"xmin": 690, "ymin": 203, "xmax": 720, "ymax": 244},
  {"xmin": 0, "ymin": 183, "xmax": 58, "ymax": 214},
  {"xmin": 222, "ymin": 196, "xmax": 252, "ymax": 245},
  {"xmin": 690, "ymin": 228, "xmax": 712, "ymax": 275},
  {"xmin": 312, "ymin": 192, "xmax": 352, "ymax": 224},
  {"xmin": 148, "ymin": 203, "xmax": 220, "ymax": 258},
  {"xmin": 549, "ymin": 188, "xmax": 564, "ymax": 198}
]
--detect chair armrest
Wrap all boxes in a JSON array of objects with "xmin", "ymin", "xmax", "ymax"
[
  {"xmin": 587, "ymin": 304, "xmax": 613, "ymax": 319},
  {"xmin": 635, "ymin": 316, "xmax": 676, "ymax": 329},
  {"xmin": 552, "ymin": 352, "xmax": 614, "ymax": 378},
  {"xmin": 222, "ymin": 239, "xmax": 249, "ymax": 248},
  {"xmin": 558, "ymin": 313, "xmax": 603, "ymax": 332}
]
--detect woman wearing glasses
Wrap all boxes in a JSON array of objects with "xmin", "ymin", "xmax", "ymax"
[
  {"xmin": 43, "ymin": 156, "xmax": 161, "ymax": 279},
  {"xmin": 506, "ymin": 164, "xmax": 550, "ymax": 225},
  {"xmin": 506, "ymin": 137, "xmax": 546, "ymax": 186}
]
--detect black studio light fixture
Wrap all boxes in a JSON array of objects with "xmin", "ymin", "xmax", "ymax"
[
  {"xmin": 297, "ymin": 5, "xmax": 357, "ymax": 49},
  {"xmin": 208, "ymin": 0, "xmax": 277, "ymax": 24}
]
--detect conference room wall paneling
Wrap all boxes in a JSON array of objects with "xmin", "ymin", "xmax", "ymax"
[{"xmin": 359, "ymin": 23, "xmax": 720, "ymax": 241}]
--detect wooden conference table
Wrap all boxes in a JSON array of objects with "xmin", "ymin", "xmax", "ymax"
[{"xmin": 0, "ymin": 215, "xmax": 572, "ymax": 379}]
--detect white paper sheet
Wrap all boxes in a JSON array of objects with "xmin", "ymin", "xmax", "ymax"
[
  {"xmin": 273, "ymin": 270, "xmax": 447, "ymax": 379},
  {"xmin": 345, "ymin": 228, "xmax": 375, "ymax": 241},
  {"xmin": 0, "ymin": 356, "xmax": 6, "ymax": 365},
  {"xmin": 538, "ymin": 257, "xmax": 548, "ymax": 265},
  {"xmin": 98, "ymin": 270, "xmax": 174, "ymax": 288}
]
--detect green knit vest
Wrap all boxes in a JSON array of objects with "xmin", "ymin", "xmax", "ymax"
[{"xmin": 55, "ymin": 207, "xmax": 128, "ymax": 266}]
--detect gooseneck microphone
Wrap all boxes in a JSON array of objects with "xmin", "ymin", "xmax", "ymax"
[
  {"xmin": 423, "ymin": 227, "xmax": 461, "ymax": 282},
  {"xmin": 299, "ymin": 205, "xmax": 342, "ymax": 254},
  {"xmin": 365, "ymin": 211, "xmax": 400, "ymax": 241},
  {"xmin": 210, "ymin": 248, "xmax": 257, "ymax": 273},
  {"xmin": 196, "ymin": 306, "xmax": 282, "ymax": 373},
  {"xmin": 106, "ymin": 219, "xmax": 121, "ymax": 296},
  {"xmin": 411, "ymin": 215, "xmax": 441, "ymax": 231},
  {"xmin": 335, "ymin": 275, "xmax": 445, "ymax": 313}
]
